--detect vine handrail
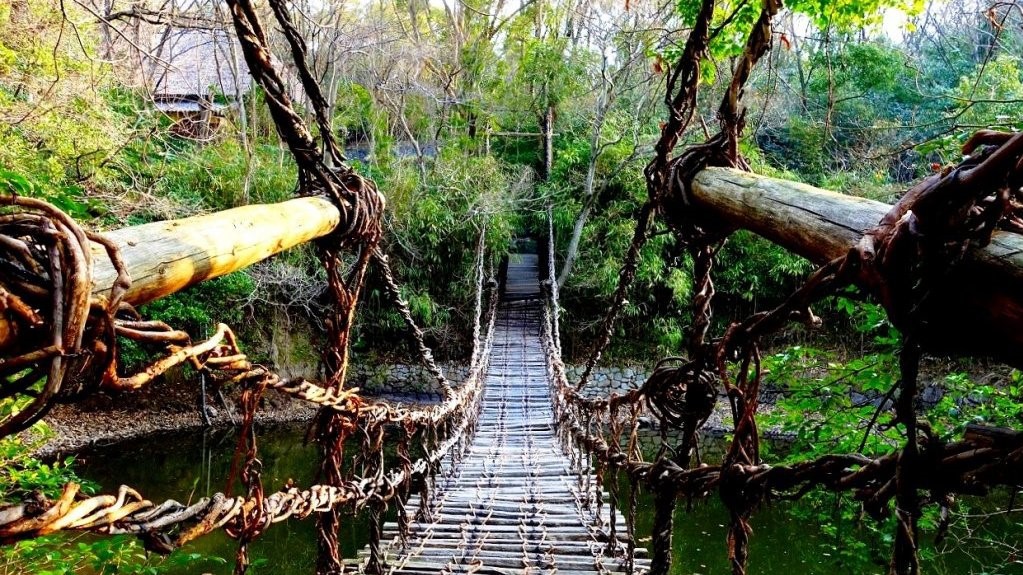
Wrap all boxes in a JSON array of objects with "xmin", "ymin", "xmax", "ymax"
[{"xmin": 0, "ymin": 225, "xmax": 499, "ymax": 571}]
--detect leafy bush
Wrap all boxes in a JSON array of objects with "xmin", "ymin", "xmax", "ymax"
[
  {"xmin": 355, "ymin": 149, "xmax": 518, "ymax": 358},
  {"xmin": 139, "ymin": 272, "xmax": 256, "ymax": 337},
  {"xmin": 152, "ymin": 140, "xmax": 297, "ymax": 212}
]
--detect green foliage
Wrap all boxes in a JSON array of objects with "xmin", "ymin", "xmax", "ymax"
[
  {"xmin": 0, "ymin": 424, "xmax": 88, "ymax": 499},
  {"xmin": 0, "ymin": 0, "xmax": 131, "ymax": 189},
  {"xmin": 4, "ymin": 1, "xmax": 1023, "ymax": 572},
  {"xmin": 787, "ymin": 0, "xmax": 924, "ymax": 32},
  {"xmin": 759, "ymin": 39, "xmax": 929, "ymax": 185},
  {"xmin": 139, "ymin": 272, "xmax": 255, "ymax": 336},
  {"xmin": 952, "ymin": 55, "xmax": 1023, "ymax": 118},
  {"xmin": 333, "ymin": 82, "xmax": 383, "ymax": 144},
  {"xmin": 670, "ymin": 0, "xmax": 922, "ymax": 87},
  {"xmin": 759, "ymin": 294, "xmax": 904, "ymax": 451},
  {"xmin": 930, "ymin": 371, "xmax": 1023, "ymax": 437},
  {"xmin": 756, "ymin": 293, "xmax": 1022, "ymax": 573},
  {"xmin": 675, "ymin": 0, "xmax": 759, "ymax": 63},
  {"xmin": 0, "ymin": 169, "xmax": 100, "ymax": 220},
  {"xmin": 1, "ymin": 533, "xmax": 226, "ymax": 575},
  {"xmin": 516, "ymin": 36, "xmax": 588, "ymax": 110},
  {"xmin": 542, "ymin": 143, "xmax": 691, "ymax": 359},
  {"xmin": 358, "ymin": 148, "xmax": 518, "ymax": 357},
  {"xmin": 144, "ymin": 141, "xmax": 297, "ymax": 212},
  {"xmin": 714, "ymin": 231, "xmax": 813, "ymax": 303}
]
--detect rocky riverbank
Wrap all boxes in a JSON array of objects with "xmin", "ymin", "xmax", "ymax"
[
  {"xmin": 31, "ymin": 361, "xmax": 764, "ymax": 459},
  {"xmin": 32, "ymin": 360, "xmax": 468, "ymax": 459},
  {"xmin": 34, "ymin": 382, "xmax": 317, "ymax": 459}
]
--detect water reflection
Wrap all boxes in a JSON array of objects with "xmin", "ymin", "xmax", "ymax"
[
  {"xmin": 73, "ymin": 423, "xmax": 1023, "ymax": 575},
  {"xmin": 74, "ymin": 424, "xmax": 364, "ymax": 574}
]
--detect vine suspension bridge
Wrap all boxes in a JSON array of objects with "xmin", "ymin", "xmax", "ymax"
[
  {"xmin": 2, "ymin": 0, "xmax": 1023, "ymax": 572},
  {"xmin": 363, "ymin": 253, "xmax": 649, "ymax": 574}
]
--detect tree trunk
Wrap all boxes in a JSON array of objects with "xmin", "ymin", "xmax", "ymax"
[
  {"xmin": 687, "ymin": 167, "xmax": 1023, "ymax": 368},
  {"xmin": 89, "ymin": 197, "xmax": 340, "ymax": 308},
  {"xmin": 557, "ymin": 200, "xmax": 590, "ymax": 289},
  {"xmin": 540, "ymin": 105, "xmax": 554, "ymax": 180},
  {"xmin": 558, "ymin": 88, "xmax": 608, "ymax": 289},
  {"xmin": 558, "ymin": 150, "xmax": 598, "ymax": 289}
]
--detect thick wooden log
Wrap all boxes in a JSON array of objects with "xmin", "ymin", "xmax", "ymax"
[
  {"xmin": 91, "ymin": 196, "xmax": 340, "ymax": 306},
  {"xmin": 688, "ymin": 167, "xmax": 1023, "ymax": 367},
  {"xmin": 1, "ymin": 197, "xmax": 340, "ymax": 351}
]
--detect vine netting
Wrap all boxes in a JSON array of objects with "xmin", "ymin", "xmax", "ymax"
[
  {"xmin": 0, "ymin": 190, "xmax": 498, "ymax": 575},
  {"xmin": 544, "ymin": 2, "xmax": 1023, "ymax": 575}
]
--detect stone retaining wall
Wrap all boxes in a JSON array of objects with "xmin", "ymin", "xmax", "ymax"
[
  {"xmin": 564, "ymin": 365, "xmax": 649, "ymax": 396},
  {"xmin": 348, "ymin": 362, "xmax": 470, "ymax": 399},
  {"xmin": 349, "ymin": 362, "xmax": 651, "ymax": 399}
]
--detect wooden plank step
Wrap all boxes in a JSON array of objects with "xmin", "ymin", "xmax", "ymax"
[
  {"xmin": 383, "ymin": 561, "xmax": 641, "ymax": 575},
  {"xmin": 362, "ymin": 548, "xmax": 637, "ymax": 564},
  {"xmin": 386, "ymin": 528, "xmax": 623, "ymax": 541},
  {"xmin": 372, "ymin": 540, "xmax": 648, "ymax": 556},
  {"xmin": 393, "ymin": 508, "xmax": 615, "ymax": 521},
  {"xmin": 389, "ymin": 516, "xmax": 606, "ymax": 528},
  {"xmin": 384, "ymin": 554, "xmax": 618, "ymax": 571},
  {"xmin": 404, "ymin": 499, "xmax": 599, "ymax": 510}
]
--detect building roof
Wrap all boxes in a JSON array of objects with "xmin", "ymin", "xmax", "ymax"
[
  {"xmin": 153, "ymin": 98, "xmax": 231, "ymax": 113},
  {"xmin": 149, "ymin": 29, "xmax": 251, "ymax": 98}
]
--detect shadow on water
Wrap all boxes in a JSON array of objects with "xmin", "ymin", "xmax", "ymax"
[{"xmin": 72, "ymin": 424, "xmax": 1023, "ymax": 575}]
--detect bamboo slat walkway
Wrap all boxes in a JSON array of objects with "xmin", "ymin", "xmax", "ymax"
[{"xmin": 360, "ymin": 254, "xmax": 649, "ymax": 574}]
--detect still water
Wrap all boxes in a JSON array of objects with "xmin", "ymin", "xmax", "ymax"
[{"xmin": 73, "ymin": 423, "xmax": 1023, "ymax": 575}]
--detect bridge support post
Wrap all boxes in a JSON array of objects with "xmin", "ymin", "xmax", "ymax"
[
  {"xmin": 648, "ymin": 486, "xmax": 677, "ymax": 575},
  {"xmin": 365, "ymin": 505, "xmax": 385, "ymax": 575}
]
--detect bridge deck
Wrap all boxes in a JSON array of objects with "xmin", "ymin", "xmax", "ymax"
[{"xmin": 360, "ymin": 253, "xmax": 648, "ymax": 574}]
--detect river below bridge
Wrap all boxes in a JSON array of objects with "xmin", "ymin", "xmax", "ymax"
[{"xmin": 70, "ymin": 422, "xmax": 1022, "ymax": 575}]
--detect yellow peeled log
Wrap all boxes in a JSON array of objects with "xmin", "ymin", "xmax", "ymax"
[{"xmin": 1, "ymin": 197, "xmax": 340, "ymax": 351}]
